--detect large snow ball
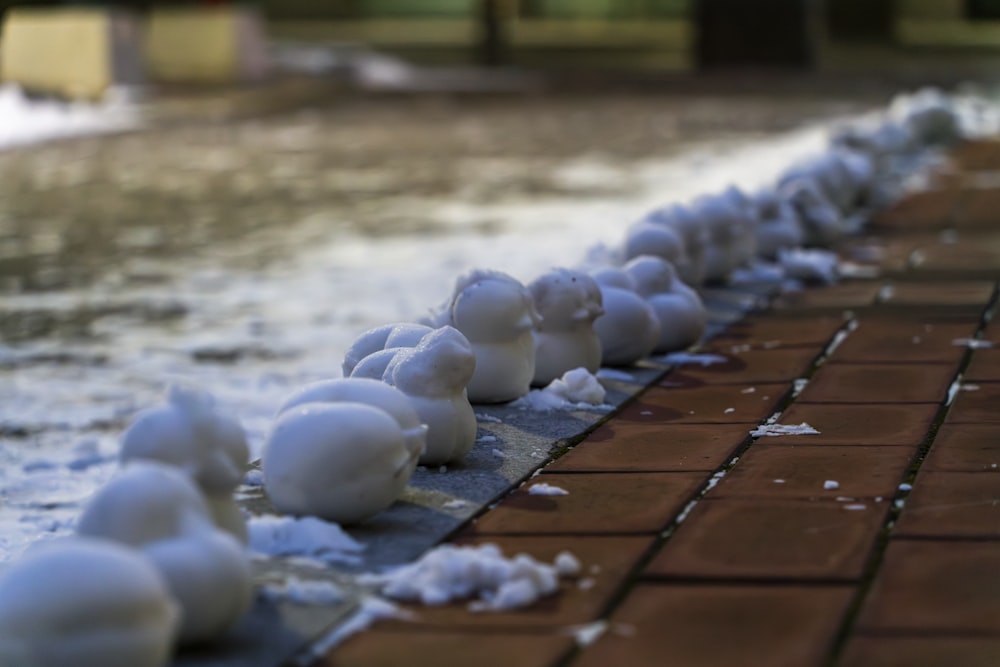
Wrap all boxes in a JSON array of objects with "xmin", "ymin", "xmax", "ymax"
[
  {"xmin": 0, "ymin": 537, "xmax": 178, "ymax": 667},
  {"xmin": 263, "ymin": 402, "xmax": 417, "ymax": 524}
]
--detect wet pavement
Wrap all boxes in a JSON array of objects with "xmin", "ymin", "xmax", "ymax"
[{"xmin": 326, "ymin": 140, "xmax": 1000, "ymax": 667}]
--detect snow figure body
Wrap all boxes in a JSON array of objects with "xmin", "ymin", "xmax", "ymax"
[
  {"xmin": 624, "ymin": 255, "xmax": 707, "ymax": 354},
  {"xmin": 119, "ymin": 385, "xmax": 249, "ymax": 543},
  {"xmin": 263, "ymin": 401, "xmax": 425, "ymax": 524},
  {"xmin": 77, "ymin": 462, "xmax": 252, "ymax": 645},
  {"xmin": 383, "ymin": 326, "xmax": 477, "ymax": 465},
  {"xmin": 529, "ymin": 268, "xmax": 604, "ymax": 386},
  {"xmin": 428, "ymin": 269, "xmax": 541, "ymax": 404},
  {"xmin": 590, "ymin": 267, "xmax": 661, "ymax": 366},
  {"xmin": 0, "ymin": 537, "xmax": 178, "ymax": 667}
]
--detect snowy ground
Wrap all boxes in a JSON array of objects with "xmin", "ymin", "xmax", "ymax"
[{"xmin": 0, "ymin": 90, "xmax": 885, "ymax": 564}]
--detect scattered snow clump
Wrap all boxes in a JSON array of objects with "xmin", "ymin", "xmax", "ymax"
[
  {"xmin": 361, "ymin": 543, "xmax": 578, "ymax": 612},
  {"xmin": 751, "ymin": 422, "xmax": 821, "ymax": 437}
]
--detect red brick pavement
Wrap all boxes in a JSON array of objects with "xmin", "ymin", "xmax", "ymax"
[{"xmin": 321, "ymin": 140, "xmax": 1000, "ymax": 666}]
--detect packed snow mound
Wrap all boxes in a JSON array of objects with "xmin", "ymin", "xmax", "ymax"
[
  {"xmin": 360, "ymin": 543, "xmax": 581, "ymax": 612},
  {"xmin": 513, "ymin": 368, "xmax": 607, "ymax": 411}
]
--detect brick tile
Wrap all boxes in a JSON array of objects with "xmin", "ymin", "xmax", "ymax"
[
  {"xmin": 964, "ymin": 350, "xmax": 1000, "ymax": 382},
  {"xmin": 369, "ymin": 536, "xmax": 651, "ymax": 630},
  {"xmin": 858, "ymin": 540, "xmax": 1000, "ymax": 633},
  {"xmin": 894, "ymin": 471, "xmax": 1000, "ymax": 538},
  {"xmin": 644, "ymin": 498, "xmax": 888, "ymax": 581},
  {"xmin": 913, "ymin": 232, "xmax": 1000, "ymax": 279},
  {"xmin": 879, "ymin": 281, "xmax": 996, "ymax": 308},
  {"xmin": 466, "ymin": 472, "xmax": 703, "ymax": 535},
  {"xmin": 774, "ymin": 403, "xmax": 938, "ymax": 446},
  {"xmin": 956, "ymin": 187, "xmax": 1000, "ymax": 229},
  {"xmin": 710, "ymin": 445, "xmax": 912, "ymax": 500},
  {"xmin": 838, "ymin": 637, "xmax": 1000, "ymax": 667},
  {"xmin": 797, "ymin": 363, "xmax": 955, "ymax": 404},
  {"xmin": 618, "ymin": 383, "xmax": 788, "ymax": 425},
  {"xmin": 771, "ymin": 283, "xmax": 881, "ymax": 311},
  {"xmin": 545, "ymin": 423, "xmax": 750, "ymax": 473},
  {"xmin": 923, "ymin": 423, "xmax": 1000, "ymax": 472},
  {"xmin": 709, "ymin": 315, "xmax": 847, "ymax": 348},
  {"xmin": 830, "ymin": 319, "xmax": 977, "ymax": 364},
  {"xmin": 326, "ymin": 631, "xmax": 574, "ymax": 667},
  {"xmin": 872, "ymin": 188, "xmax": 958, "ymax": 229},
  {"xmin": 661, "ymin": 347, "xmax": 821, "ymax": 385},
  {"xmin": 947, "ymin": 382, "xmax": 1000, "ymax": 423},
  {"xmin": 572, "ymin": 584, "xmax": 853, "ymax": 667}
]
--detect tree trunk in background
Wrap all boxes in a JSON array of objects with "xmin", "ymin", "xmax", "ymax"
[{"xmin": 696, "ymin": 0, "xmax": 822, "ymax": 68}]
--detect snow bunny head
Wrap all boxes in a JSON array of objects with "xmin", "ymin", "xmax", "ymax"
[
  {"xmin": 342, "ymin": 322, "xmax": 434, "ymax": 377},
  {"xmin": 0, "ymin": 537, "xmax": 178, "ymax": 667},
  {"xmin": 119, "ymin": 385, "xmax": 249, "ymax": 542},
  {"xmin": 446, "ymin": 269, "xmax": 541, "ymax": 343},
  {"xmin": 434, "ymin": 269, "xmax": 541, "ymax": 403},
  {"xmin": 645, "ymin": 203, "xmax": 708, "ymax": 286},
  {"xmin": 76, "ymin": 462, "xmax": 253, "ymax": 645},
  {"xmin": 528, "ymin": 268, "xmax": 604, "ymax": 386},
  {"xmin": 277, "ymin": 377, "xmax": 428, "ymax": 467},
  {"xmin": 384, "ymin": 326, "xmax": 478, "ymax": 465}
]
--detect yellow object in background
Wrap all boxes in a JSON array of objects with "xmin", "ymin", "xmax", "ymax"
[
  {"xmin": 0, "ymin": 8, "xmax": 143, "ymax": 101},
  {"xmin": 146, "ymin": 6, "xmax": 270, "ymax": 84}
]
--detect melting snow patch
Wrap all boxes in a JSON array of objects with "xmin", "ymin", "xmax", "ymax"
[
  {"xmin": 491, "ymin": 448, "xmax": 504, "ymax": 458},
  {"xmin": 773, "ymin": 479, "xmax": 786, "ymax": 484},
  {"xmin": 528, "ymin": 482, "xmax": 569, "ymax": 496},
  {"xmin": 741, "ymin": 387, "xmax": 757, "ymax": 394},
  {"xmin": 953, "ymin": 338, "xmax": 993, "ymax": 349},
  {"xmin": 962, "ymin": 383, "xmax": 981, "ymax": 391},
  {"xmin": 724, "ymin": 407, "xmax": 735, "ymax": 414},
  {"xmin": 475, "ymin": 413, "xmax": 502, "ymax": 423},
  {"xmin": 308, "ymin": 596, "xmax": 408, "ymax": 656},
  {"xmin": 824, "ymin": 480, "xmax": 840, "ymax": 490},
  {"xmin": 360, "ymin": 543, "xmax": 577, "ymax": 612},
  {"xmin": 477, "ymin": 435, "xmax": 498, "ymax": 443},
  {"xmin": 248, "ymin": 515, "xmax": 364, "ymax": 565},
  {"xmin": 260, "ymin": 577, "xmax": 344, "ymax": 605},
  {"xmin": 661, "ymin": 352, "xmax": 729, "ymax": 367},
  {"xmin": 898, "ymin": 483, "xmax": 913, "ymax": 492},
  {"xmin": 751, "ymin": 423, "xmax": 820, "ymax": 437},
  {"xmin": 443, "ymin": 499, "xmax": 468, "ymax": 510},
  {"xmin": 843, "ymin": 504, "xmax": 867, "ymax": 511}
]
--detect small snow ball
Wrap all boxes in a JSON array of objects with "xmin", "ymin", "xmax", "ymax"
[{"xmin": 0, "ymin": 537, "xmax": 178, "ymax": 667}]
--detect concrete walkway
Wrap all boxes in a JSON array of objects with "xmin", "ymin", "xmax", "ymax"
[{"xmin": 320, "ymin": 140, "xmax": 1000, "ymax": 666}]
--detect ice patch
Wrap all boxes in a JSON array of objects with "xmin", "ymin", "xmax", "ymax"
[
  {"xmin": 751, "ymin": 423, "xmax": 820, "ymax": 437},
  {"xmin": 260, "ymin": 577, "xmax": 344, "ymax": 605},
  {"xmin": 528, "ymin": 483, "xmax": 569, "ymax": 496},
  {"xmin": 247, "ymin": 515, "xmax": 364, "ymax": 565},
  {"xmin": 953, "ymin": 338, "xmax": 993, "ymax": 349},
  {"xmin": 595, "ymin": 368, "xmax": 634, "ymax": 382},
  {"xmin": 661, "ymin": 352, "xmax": 729, "ymax": 367},
  {"xmin": 360, "ymin": 543, "xmax": 577, "ymax": 612}
]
